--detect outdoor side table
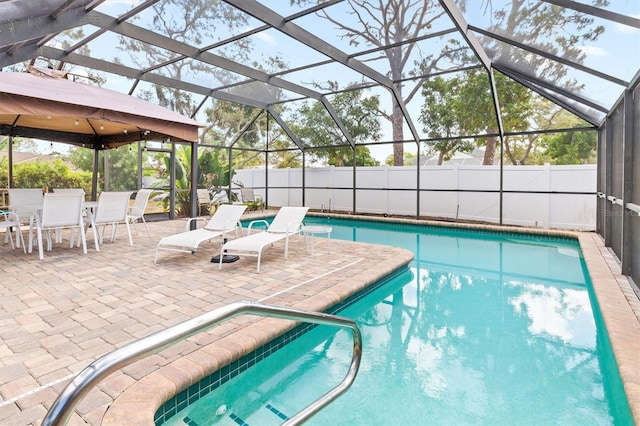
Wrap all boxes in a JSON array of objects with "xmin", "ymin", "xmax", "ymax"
[{"xmin": 302, "ymin": 225, "xmax": 332, "ymax": 256}]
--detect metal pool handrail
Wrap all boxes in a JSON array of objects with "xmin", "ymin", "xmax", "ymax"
[{"xmin": 42, "ymin": 301, "xmax": 363, "ymax": 426}]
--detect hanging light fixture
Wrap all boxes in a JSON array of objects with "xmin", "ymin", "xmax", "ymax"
[
  {"xmin": 74, "ymin": 119, "xmax": 79, "ymax": 126},
  {"xmin": 99, "ymin": 124, "xmax": 104, "ymax": 131}
]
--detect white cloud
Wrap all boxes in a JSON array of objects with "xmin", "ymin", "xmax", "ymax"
[
  {"xmin": 240, "ymin": 26, "xmax": 277, "ymax": 46},
  {"xmin": 578, "ymin": 45, "xmax": 608, "ymax": 57},
  {"xmin": 254, "ymin": 31, "xmax": 277, "ymax": 46}
]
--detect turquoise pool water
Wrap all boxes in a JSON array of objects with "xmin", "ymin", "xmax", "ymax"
[{"xmin": 160, "ymin": 218, "xmax": 632, "ymax": 425}]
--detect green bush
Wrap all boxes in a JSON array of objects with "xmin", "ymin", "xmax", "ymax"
[{"xmin": 0, "ymin": 159, "xmax": 92, "ymax": 192}]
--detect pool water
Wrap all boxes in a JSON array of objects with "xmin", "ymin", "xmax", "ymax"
[{"xmin": 162, "ymin": 218, "xmax": 632, "ymax": 425}]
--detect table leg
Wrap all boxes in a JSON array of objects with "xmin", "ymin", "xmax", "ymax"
[{"xmin": 309, "ymin": 233, "xmax": 315, "ymax": 256}]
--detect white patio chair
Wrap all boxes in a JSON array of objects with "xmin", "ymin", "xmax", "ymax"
[
  {"xmin": 90, "ymin": 191, "xmax": 134, "ymax": 246},
  {"xmin": 127, "ymin": 188, "xmax": 153, "ymax": 237},
  {"xmin": 154, "ymin": 204, "xmax": 247, "ymax": 263},
  {"xmin": 240, "ymin": 188, "xmax": 264, "ymax": 211},
  {"xmin": 218, "ymin": 206, "xmax": 309, "ymax": 273},
  {"xmin": 8, "ymin": 188, "xmax": 43, "ymax": 253},
  {"xmin": 197, "ymin": 188, "xmax": 213, "ymax": 216},
  {"xmin": 36, "ymin": 193, "xmax": 91, "ymax": 260},
  {"xmin": 0, "ymin": 210, "xmax": 26, "ymax": 253}
]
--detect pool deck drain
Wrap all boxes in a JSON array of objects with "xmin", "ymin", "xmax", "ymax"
[{"xmin": 0, "ymin": 212, "xmax": 637, "ymax": 425}]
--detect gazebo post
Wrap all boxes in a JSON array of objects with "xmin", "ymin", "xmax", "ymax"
[
  {"xmin": 190, "ymin": 141, "xmax": 198, "ymax": 229},
  {"xmin": 8, "ymin": 133, "xmax": 13, "ymax": 188},
  {"xmin": 91, "ymin": 147, "xmax": 99, "ymax": 200}
]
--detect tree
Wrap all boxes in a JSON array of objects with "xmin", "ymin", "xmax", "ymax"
[
  {"xmin": 117, "ymin": 0, "xmax": 251, "ymax": 121},
  {"xmin": 154, "ymin": 144, "xmax": 236, "ymax": 216},
  {"xmin": 0, "ymin": 136, "xmax": 41, "ymax": 154},
  {"xmin": 295, "ymin": 0, "xmax": 466, "ymax": 166},
  {"xmin": 117, "ymin": 1, "xmax": 288, "ymax": 205},
  {"xmin": 476, "ymin": 0, "xmax": 607, "ymax": 163},
  {"xmin": 385, "ymin": 151, "xmax": 415, "ymax": 166},
  {"xmin": 68, "ymin": 146, "xmax": 139, "ymax": 191},
  {"xmin": 543, "ymin": 130, "xmax": 596, "ymax": 164},
  {"xmin": 419, "ymin": 75, "xmax": 475, "ymax": 165},
  {"xmin": 290, "ymin": 89, "xmax": 382, "ymax": 167},
  {"xmin": 201, "ymin": 56, "xmax": 295, "ymax": 170},
  {"xmin": 203, "ymin": 100, "xmax": 287, "ymax": 170},
  {"xmin": 294, "ymin": 0, "xmax": 607, "ymax": 166},
  {"xmin": 419, "ymin": 67, "xmax": 594, "ymax": 165}
]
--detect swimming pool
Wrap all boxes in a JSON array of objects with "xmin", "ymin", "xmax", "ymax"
[{"xmin": 159, "ymin": 218, "xmax": 632, "ymax": 425}]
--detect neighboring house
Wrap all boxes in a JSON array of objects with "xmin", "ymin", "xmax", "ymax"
[{"xmin": 407, "ymin": 147, "xmax": 486, "ymax": 166}]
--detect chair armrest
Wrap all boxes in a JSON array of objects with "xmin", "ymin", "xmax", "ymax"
[
  {"xmin": 184, "ymin": 217, "xmax": 206, "ymax": 231},
  {"xmin": 1, "ymin": 211, "xmax": 19, "ymax": 222},
  {"xmin": 247, "ymin": 219, "xmax": 269, "ymax": 235}
]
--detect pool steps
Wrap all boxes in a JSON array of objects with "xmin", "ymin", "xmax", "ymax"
[{"xmin": 182, "ymin": 401, "xmax": 290, "ymax": 426}]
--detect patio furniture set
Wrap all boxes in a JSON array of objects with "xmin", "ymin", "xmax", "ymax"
[
  {"xmin": 3, "ymin": 188, "xmax": 330, "ymax": 272},
  {"xmin": 1, "ymin": 188, "xmax": 153, "ymax": 260}
]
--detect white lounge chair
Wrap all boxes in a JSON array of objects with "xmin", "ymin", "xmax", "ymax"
[
  {"xmin": 154, "ymin": 204, "xmax": 247, "ymax": 263},
  {"xmin": 218, "ymin": 206, "xmax": 309, "ymax": 273}
]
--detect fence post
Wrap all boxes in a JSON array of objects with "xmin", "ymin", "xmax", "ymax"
[
  {"xmin": 545, "ymin": 163, "xmax": 551, "ymax": 228},
  {"xmin": 386, "ymin": 166, "xmax": 390, "ymax": 215}
]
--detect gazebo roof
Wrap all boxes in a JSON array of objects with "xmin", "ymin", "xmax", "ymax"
[{"xmin": 0, "ymin": 68, "xmax": 203, "ymax": 149}]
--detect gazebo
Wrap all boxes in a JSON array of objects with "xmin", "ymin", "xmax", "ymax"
[{"xmin": 0, "ymin": 66, "xmax": 203, "ymax": 214}]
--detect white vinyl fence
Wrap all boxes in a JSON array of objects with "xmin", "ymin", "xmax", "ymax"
[{"xmin": 235, "ymin": 164, "xmax": 597, "ymax": 230}]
